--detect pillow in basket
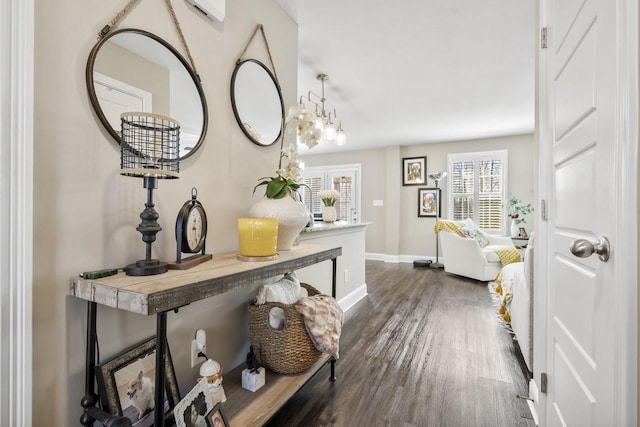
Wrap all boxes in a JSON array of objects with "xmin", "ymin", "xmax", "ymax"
[{"xmin": 255, "ymin": 272, "xmax": 302, "ymax": 305}]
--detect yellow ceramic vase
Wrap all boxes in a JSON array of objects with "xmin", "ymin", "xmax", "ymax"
[{"xmin": 237, "ymin": 218, "xmax": 279, "ymax": 257}]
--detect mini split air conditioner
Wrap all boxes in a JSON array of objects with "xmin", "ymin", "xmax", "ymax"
[{"xmin": 185, "ymin": 0, "xmax": 225, "ymax": 22}]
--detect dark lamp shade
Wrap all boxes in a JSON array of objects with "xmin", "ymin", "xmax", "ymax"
[{"xmin": 120, "ymin": 112, "xmax": 180, "ymax": 179}]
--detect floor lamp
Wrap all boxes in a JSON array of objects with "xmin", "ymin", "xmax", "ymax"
[
  {"xmin": 431, "ymin": 219, "xmax": 444, "ymax": 269},
  {"xmin": 430, "ymin": 172, "xmax": 447, "ymax": 269}
]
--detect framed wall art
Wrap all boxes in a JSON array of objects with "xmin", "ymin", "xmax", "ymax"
[
  {"xmin": 418, "ymin": 187, "xmax": 441, "ymax": 218},
  {"xmin": 402, "ymin": 156, "xmax": 426, "ymax": 185},
  {"xmin": 95, "ymin": 336, "xmax": 180, "ymax": 426}
]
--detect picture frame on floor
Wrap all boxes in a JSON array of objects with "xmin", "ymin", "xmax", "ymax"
[
  {"xmin": 95, "ymin": 336, "xmax": 180, "ymax": 426},
  {"xmin": 174, "ymin": 379, "xmax": 218, "ymax": 427},
  {"xmin": 402, "ymin": 156, "xmax": 427, "ymax": 185},
  {"xmin": 418, "ymin": 187, "xmax": 441, "ymax": 217}
]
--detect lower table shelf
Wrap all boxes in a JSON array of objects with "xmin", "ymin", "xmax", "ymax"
[{"xmin": 223, "ymin": 354, "xmax": 333, "ymax": 426}]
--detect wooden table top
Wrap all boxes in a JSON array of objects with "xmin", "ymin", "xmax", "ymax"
[{"xmin": 70, "ymin": 244, "xmax": 341, "ymax": 315}]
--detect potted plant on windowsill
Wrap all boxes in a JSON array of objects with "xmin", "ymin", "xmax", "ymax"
[
  {"xmin": 249, "ymin": 104, "xmax": 318, "ymax": 250},
  {"xmin": 318, "ymin": 189, "xmax": 340, "ymax": 223}
]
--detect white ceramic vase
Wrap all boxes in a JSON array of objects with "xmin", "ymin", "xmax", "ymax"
[
  {"xmin": 510, "ymin": 219, "xmax": 520, "ymax": 237},
  {"xmin": 249, "ymin": 195, "xmax": 309, "ymax": 251},
  {"xmin": 322, "ymin": 206, "xmax": 337, "ymax": 223}
]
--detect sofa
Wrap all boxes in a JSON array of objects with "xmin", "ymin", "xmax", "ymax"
[
  {"xmin": 494, "ymin": 233, "xmax": 535, "ymax": 372},
  {"xmin": 436, "ymin": 219, "xmax": 519, "ymax": 281}
]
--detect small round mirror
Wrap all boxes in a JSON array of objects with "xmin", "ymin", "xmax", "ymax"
[
  {"xmin": 230, "ymin": 59, "xmax": 284, "ymax": 147},
  {"xmin": 86, "ymin": 28, "xmax": 208, "ymax": 160}
]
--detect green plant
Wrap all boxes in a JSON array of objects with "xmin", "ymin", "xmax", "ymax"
[
  {"xmin": 318, "ymin": 189, "xmax": 340, "ymax": 206},
  {"xmin": 253, "ymin": 144, "xmax": 307, "ymax": 199},
  {"xmin": 254, "ymin": 173, "xmax": 303, "ymax": 199},
  {"xmin": 253, "ymin": 103, "xmax": 319, "ymax": 199},
  {"xmin": 507, "ymin": 194, "xmax": 533, "ymax": 225}
]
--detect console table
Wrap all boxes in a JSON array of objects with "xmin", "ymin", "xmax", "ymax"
[{"xmin": 70, "ymin": 243, "xmax": 341, "ymax": 426}]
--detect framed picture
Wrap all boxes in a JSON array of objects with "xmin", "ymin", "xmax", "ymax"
[
  {"xmin": 402, "ymin": 156, "xmax": 427, "ymax": 185},
  {"xmin": 206, "ymin": 402, "xmax": 230, "ymax": 427},
  {"xmin": 418, "ymin": 188, "xmax": 441, "ymax": 217},
  {"xmin": 518, "ymin": 227, "xmax": 528, "ymax": 238},
  {"xmin": 174, "ymin": 379, "xmax": 217, "ymax": 427},
  {"xmin": 95, "ymin": 336, "xmax": 180, "ymax": 426}
]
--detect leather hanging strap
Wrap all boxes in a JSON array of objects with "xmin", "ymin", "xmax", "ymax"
[
  {"xmin": 97, "ymin": 0, "xmax": 199, "ymax": 78},
  {"xmin": 163, "ymin": 0, "xmax": 199, "ymax": 78},
  {"xmin": 237, "ymin": 24, "xmax": 279, "ymax": 85},
  {"xmin": 98, "ymin": 0, "xmax": 142, "ymax": 40}
]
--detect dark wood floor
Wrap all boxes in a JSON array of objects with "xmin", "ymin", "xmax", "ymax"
[{"xmin": 265, "ymin": 260, "xmax": 535, "ymax": 427}]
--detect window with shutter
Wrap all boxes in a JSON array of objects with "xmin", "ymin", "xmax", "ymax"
[
  {"xmin": 301, "ymin": 176, "xmax": 323, "ymax": 215},
  {"xmin": 331, "ymin": 175, "xmax": 353, "ymax": 221},
  {"xmin": 301, "ymin": 164, "xmax": 361, "ymax": 223},
  {"xmin": 447, "ymin": 150, "xmax": 508, "ymax": 234}
]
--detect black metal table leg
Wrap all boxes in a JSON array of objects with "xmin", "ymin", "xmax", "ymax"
[
  {"xmin": 330, "ymin": 257, "xmax": 337, "ymax": 382},
  {"xmin": 331, "ymin": 257, "xmax": 337, "ymax": 298},
  {"xmin": 80, "ymin": 302, "xmax": 98, "ymax": 426},
  {"xmin": 154, "ymin": 311, "xmax": 168, "ymax": 427}
]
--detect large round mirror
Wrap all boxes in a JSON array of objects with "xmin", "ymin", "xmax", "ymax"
[
  {"xmin": 86, "ymin": 28, "xmax": 208, "ymax": 160},
  {"xmin": 230, "ymin": 59, "xmax": 284, "ymax": 147}
]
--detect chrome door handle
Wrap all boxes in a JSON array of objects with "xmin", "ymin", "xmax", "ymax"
[{"xmin": 569, "ymin": 236, "xmax": 610, "ymax": 262}]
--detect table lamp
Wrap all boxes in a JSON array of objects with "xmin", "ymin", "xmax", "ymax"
[{"xmin": 120, "ymin": 112, "xmax": 180, "ymax": 276}]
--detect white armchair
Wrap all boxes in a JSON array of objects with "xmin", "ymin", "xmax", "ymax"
[{"xmin": 438, "ymin": 220, "xmax": 516, "ymax": 281}]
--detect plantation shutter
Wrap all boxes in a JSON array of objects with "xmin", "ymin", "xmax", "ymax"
[
  {"xmin": 477, "ymin": 159, "xmax": 503, "ymax": 231},
  {"xmin": 301, "ymin": 164, "xmax": 360, "ymax": 223},
  {"xmin": 330, "ymin": 174, "xmax": 354, "ymax": 221},
  {"xmin": 301, "ymin": 175, "xmax": 323, "ymax": 215},
  {"xmin": 447, "ymin": 150, "xmax": 507, "ymax": 233},
  {"xmin": 451, "ymin": 160, "xmax": 474, "ymax": 221}
]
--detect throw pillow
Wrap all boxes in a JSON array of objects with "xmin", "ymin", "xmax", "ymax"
[
  {"xmin": 460, "ymin": 218, "xmax": 491, "ymax": 248},
  {"xmin": 255, "ymin": 272, "xmax": 301, "ymax": 305}
]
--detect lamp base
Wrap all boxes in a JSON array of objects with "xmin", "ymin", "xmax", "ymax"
[
  {"xmin": 430, "ymin": 262, "xmax": 444, "ymax": 269},
  {"xmin": 125, "ymin": 259, "xmax": 168, "ymax": 276},
  {"xmin": 413, "ymin": 259, "xmax": 432, "ymax": 268}
]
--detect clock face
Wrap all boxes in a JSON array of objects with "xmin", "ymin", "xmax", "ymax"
[
  {"xmin": 186, "ymin": 207, "xmax": 204, "ymax": 252},
  {"xmin": 177, "ymin": 191, "xmax": 207, "ymax": 256}
]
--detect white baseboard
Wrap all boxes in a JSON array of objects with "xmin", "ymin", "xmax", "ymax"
[
  {"xmin": 399, "ymin": 255, "xmax": 436, "ymax": 263},
  {"xmin": 365, "ymin": 253, "xmax": 400, "ymax": 263},
  {"xmin": 338, "ymin": 284, "xmax": 368, "ymax": 312},
  {"xmin": 528, "ymin": 379, "xmax": 539, "ymax": 425},
  {"xmin": 366, "ymin": 253, "xmax": 442, "ymax": 265}
]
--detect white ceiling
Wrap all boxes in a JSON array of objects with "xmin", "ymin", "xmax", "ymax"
[{"xmin": 275, "ymin": 0, "xmax": 536, "ymax": 154}]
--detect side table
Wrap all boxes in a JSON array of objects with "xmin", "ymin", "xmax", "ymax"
[{"xmin": 511, "ymin": 236, "xmax": 529, "ymax": 249}]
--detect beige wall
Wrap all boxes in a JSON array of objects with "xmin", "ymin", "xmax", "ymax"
[
  {"xmin": 301, "ymin": 133, "xmax": 535, "ymax": 258},
  {"xmin": 33, "ymin": 0, "xmax": 296, "ymax": 424}
]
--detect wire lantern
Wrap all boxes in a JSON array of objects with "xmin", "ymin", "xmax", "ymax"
[
  {"xmin": 120, "ymin": 112, "xmax": 180, "ymax": 179},
  {"xmin": 119, "ymin": 112, "xmax": 180, "ymax": 276}
]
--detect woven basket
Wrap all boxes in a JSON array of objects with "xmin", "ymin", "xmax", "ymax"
[{"xmin": 248, "ymin": 283, "xmax": 322, "ymax": 374}]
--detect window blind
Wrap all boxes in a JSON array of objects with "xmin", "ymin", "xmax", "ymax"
[
  {"xmin": 301, "ymin": 164, "xmax": 361, "ymax": 223},
  {"xmin": 332, "ymin": 175, "xmax": 353, "ymax": 221},
  {"xmin": 448, "ymin": 151, "xmax": 507, "ymax": 233},
  {"xmin": 301, "ymin": 176, "xmax": 323, "ymax": 215}
]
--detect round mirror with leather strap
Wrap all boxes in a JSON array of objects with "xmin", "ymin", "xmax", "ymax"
[
  {"xmin": 86, "ymin": 28, "xmax": 208, "ymax": 160},
  {"xmin": 230, "ymin": 58, "xmax": 284, "ymax": 147}
]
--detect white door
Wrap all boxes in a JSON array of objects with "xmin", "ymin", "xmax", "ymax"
[
  {"xmin": 93, "ymin": 72, "xmax": 153, "ymax": 129},
  {"xmin": 540, "ymin": 0, "xmax": 636, "ymax": 425}
]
